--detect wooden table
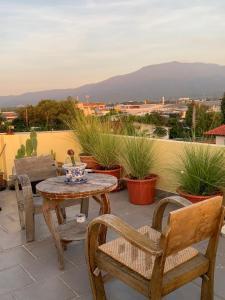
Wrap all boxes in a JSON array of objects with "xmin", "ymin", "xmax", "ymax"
[{"xmin": 36, "ymin": 173, "xmax": 117, "ymax": 269}]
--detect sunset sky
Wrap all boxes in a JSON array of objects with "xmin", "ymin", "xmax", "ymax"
[{"xmin": 1, "ymin": 0, "xmax": 225, "ymax": 95}]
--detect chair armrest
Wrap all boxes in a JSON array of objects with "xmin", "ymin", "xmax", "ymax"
[
  {"xmin": 16, "ymin": 174, "xmax": 34, "ymax": 209},
  {"xmin": 17, "ymin": 174, "xmax": 31, "ymax": 187},
  {"xmin": 87, "ymin": 214, "xmax": 163, "ymax": 256},
  {"xmin": 152, "ymin": 196, "xmax": 192, "ymax": 231}
]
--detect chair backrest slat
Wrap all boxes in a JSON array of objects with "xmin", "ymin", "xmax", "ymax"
[
  {"xmin": 162, "ymin": 196, "xmax": 223, "ymax": 256},
  {"xmin": 14, "ymin": 155, "xmax": 57, "ymax": 182}
]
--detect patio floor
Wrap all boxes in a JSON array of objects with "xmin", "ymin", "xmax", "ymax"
[{"xmin": 0, "ymin": 188, "xmax": 225, "ymax": 300}]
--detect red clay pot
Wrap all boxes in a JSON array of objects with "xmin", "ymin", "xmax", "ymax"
[
  {"xmin": 125, "ymin": 174, "xmax": 158, "ymax": 205},
  {"xmin": 177, "ymin": 187, "xmax": 223, "ymax": 203},
  {"xmin": 94, "ymin": 166, "xmax": 122, "ymax": 192},
  {"xmin": 79, "ymin": 154, "xmax": 100, "ymax": 169}
]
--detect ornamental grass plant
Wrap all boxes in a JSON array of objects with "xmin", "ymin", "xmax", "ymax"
[
  {"xmin": 173, "ymin": 145, "xmax": 225, "ymax": 196},
  {"xmin": 90, "ymin": 121, "xmax": 119, "ymax": 170},
  {"xmin": 70, "ymin": 113, "xmax": 100, "ymax": 156},
  {"xmin": 119, "ymin": 136, "xmax": 155, "ymax": 180}
]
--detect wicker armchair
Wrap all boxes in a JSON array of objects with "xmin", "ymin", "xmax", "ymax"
[{"xmin": 86, "ymin": 196, "xmax": 224, "ymax": 300}]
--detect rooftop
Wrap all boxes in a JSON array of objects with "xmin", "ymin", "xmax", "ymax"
[
  {"xmin": 0, "ymin": 188, "xmax": 225, "ymax": 300},
  {"xmin": 205, "ymin": 124, "xmax": 225, "ymax": 136}
]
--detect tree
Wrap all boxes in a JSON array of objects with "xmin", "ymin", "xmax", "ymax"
[
  {"xmin": 185, "ymin": 103, "xmax": 222, "ymax": 138},
  {"xmin": 14, "ymin": 98, "xmax": 79, "ymax": 131},
  {"xmin": 168, "ymin": 117, "xmax": 190, "ymax": 139},
  {"xmin": 153, "ymin": 126, "xmax": 168, "ymax": 138},
  {"xmin": 221, "ymin": 92, "xmax": 225, "ymax": 123}
]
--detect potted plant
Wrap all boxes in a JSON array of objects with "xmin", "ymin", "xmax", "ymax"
[
  {"xmin": 90, "ymin": 123, "xmax": 122, "ymax": 191},
  {"xmin": 173, "ymin": 145, "xmax": 225, "ymax": 203},
  {"xmin": 119, "ymin": 136, "xmax": 158, "ymax": 205},
  {"xmin": 70, "ymin": 114, "xmax": 99, "ymax": 169},
  {"xmin": 63, "ymin": 149, "xmax": 87, "ymax": 183}
]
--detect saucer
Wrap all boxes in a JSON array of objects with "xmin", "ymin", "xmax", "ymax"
[{"xmin": 64, "ymin": 178, "xmax": 88, "ymax": 185}]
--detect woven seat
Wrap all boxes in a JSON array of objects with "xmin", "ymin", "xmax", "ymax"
[
  {"xmin": 86, "ymin": 196, "xmax": 225, "ymax": 299},
  {"xmin": 99, "ymin": 225, "xmax": 198, "ymax": 279}
]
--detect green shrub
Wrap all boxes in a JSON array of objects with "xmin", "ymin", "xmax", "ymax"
[
  {"xmin": 173, "ymin": 145, "xmax": 225, "ymax": 195},
  {"xmin": 90, "ymin": 121, "xmax": 119, "ymax": 169},
  {"xmin": 70, "ymin": 114, "xmax": 100, "ymax": 156},
  {"xmin": 119, "ymin": 136, "xmax": 155, "ymax": 179}
]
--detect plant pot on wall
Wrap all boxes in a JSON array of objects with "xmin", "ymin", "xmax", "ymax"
[
  {"xmin": 0, "ymin": 172, "xmax": 6, "ymax": 191},
  {"xmin": 119, "ymin": 136, "xmax": 158, "ymax": 204},
  {"xmin": 94, "ymin": 165, "xmax": 123, "ymax": 192},
  {"xmin": 172, "ymin": 145, "xmax": 225, "ymax": 204},
  {"xmin": 125, "ymin": 174, "xmax": 158, "ymax": 205},
  {"xmin": 177, "ymin": 188, "xmax": 223, "ymax": 204},
  {"xmin": 79, "ymin": 154, "xmax": 100, "ymax": 169}
]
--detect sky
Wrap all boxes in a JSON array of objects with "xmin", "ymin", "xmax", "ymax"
[{"xmin": 0, "ymin": 0, "xmax": 225, "ymax": 96}]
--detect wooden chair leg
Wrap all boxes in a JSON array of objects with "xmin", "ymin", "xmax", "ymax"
[
  {"xmin": 201, "ymin": 274, "xmax": 214, "ymax": 300},
  {"xmin": 86, "ymin": 220, "xmax": 107, "ymax": 300},
  {"xmin": 18, "ymin": 207, "xmax": 25, "ymax": 230},
  {"xmin": 88, "ymin": 268, "xmax": 107, "ymax": 300},
  {"xmin": 15, "ymin": 180, "xmax": 25, "ymax": 229},
  {"xmin": 25, "ymin": 209, "xmax": 35, "ymax": 242}
]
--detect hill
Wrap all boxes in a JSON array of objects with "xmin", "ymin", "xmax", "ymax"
[{"xmin": 1, "ymin": 62, "xmax": 225, "ymax": 106}]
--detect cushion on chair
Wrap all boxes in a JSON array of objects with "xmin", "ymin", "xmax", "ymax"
[{"xmin": 99, "ymin": 226, "xmax": 198, "ymax": 280}]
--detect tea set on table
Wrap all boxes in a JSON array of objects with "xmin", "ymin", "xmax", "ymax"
[{"xmin": 62, "ymin": 149, "xmax": 90, "ymax": 184}]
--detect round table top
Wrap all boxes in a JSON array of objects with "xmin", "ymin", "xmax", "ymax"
[{"xmin": 36, "ymin": 173, "xmax": 118, "ymax": 200}]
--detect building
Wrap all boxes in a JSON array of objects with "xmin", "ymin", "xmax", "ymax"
[
  {"xmin": 205, "ymin": 124, "xmax": 225, "ymax": 145},
  {"xmin": 76, "ymin": 102, "xmax": 107, "ymax": 116},
  {"xmin": 115, "ymin": 103, "xmax": 165, "ymax": 115},
  {"xmin": 1, "ymin": 111, "xmax": 17, "ymax": 122}
]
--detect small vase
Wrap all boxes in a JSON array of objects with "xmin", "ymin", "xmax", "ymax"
[
  {"xmin": 79, "ymin": 154, "xmax": 100, "ymax": 169},
  {"xmin": 62, "ymin": 163, "xmax": 87, "ymax": 183},
  {"xmin": 94, "ymin": 165, "xmax": 123, "ymax": 192}
]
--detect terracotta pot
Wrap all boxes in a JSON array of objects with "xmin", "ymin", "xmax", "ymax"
[
  {"xmin": 79, "ymin": 154, "xmax": 100, "ymax": 169},
  {"xmin": 0, "ymin": 172, "xmax": 6, "ymax": 191},
  {"xmin": 177, "ymin": 187, "xmax": 223, "ymax": 203},
  {"xmin": 125, "ymin": 174, "xmax": 158, "ymax": 205},
  {"xmin": 94, "ymin": 166, "xmax": 122, "ymax": 192}
]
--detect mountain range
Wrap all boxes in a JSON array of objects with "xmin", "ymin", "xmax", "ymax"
[{"xmin": 1, "ymin": 61, "xmax": 225, "ymax": 107}]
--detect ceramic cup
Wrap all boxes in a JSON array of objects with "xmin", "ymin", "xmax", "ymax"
[{"xmin": 62, "ymin": 162, "xmax": 87, "ymax": 183}]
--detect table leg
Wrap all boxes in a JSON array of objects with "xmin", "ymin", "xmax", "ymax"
[
  {"xmin": 80, "ymin": 197, "xmax": 89, "ymax": 218},
  {"xmin": 100, "ymin": 193, "xmax": 111, "ymax": 214},
  {"xmin": 55, "ymin": 204, "xmax": 65, "ymax": 225},
  {"xmin": 42, "ymin": 199, "xmax": 65, "ymax": 270}
]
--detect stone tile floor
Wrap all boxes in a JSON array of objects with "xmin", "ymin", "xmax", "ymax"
[{"xmin": 0, "ymin": 188, "xmax": 225, "ymax": 300}]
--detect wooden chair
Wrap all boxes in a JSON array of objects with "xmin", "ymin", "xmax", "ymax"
[
  {"xmin": 14, "ymin": 155, "xmax": 89, "ymax": 242},
  {"xmin": 86, "ymin": 196, "xmax": 224, "ymax": 300}
]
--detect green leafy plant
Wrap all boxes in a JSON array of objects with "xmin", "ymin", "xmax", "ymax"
[
  {"xmin": 173, "ymin": 145, "xmax": 225, "ymax": 196},
  {"xmin": 26, "ymin": 139, "xmax": 33, "ymax": 156},
  {"xmin": 50, "ymin": 149, "xmax": 56, "ymax": 160},
  {"xmin": 30, "ymin": 131, "xmax": 37, "ymax": 155},
  {"xmin": 15, "ymin": 131, "xmax": 38, "ymax": 159},
  {"xmin": 153, "ymin": 126, "xmax": 167, "ymax": 138},
  {"xmin": 15, "ymin": 145, "xmax": 26, "ymax": 159},
  {"xmin": 119, "ymin": 136, "xmax": 155, "ymax": 179},
  {"xmin": 67, "ymin": 149, "xmax": 76, "ymax": 166}
]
